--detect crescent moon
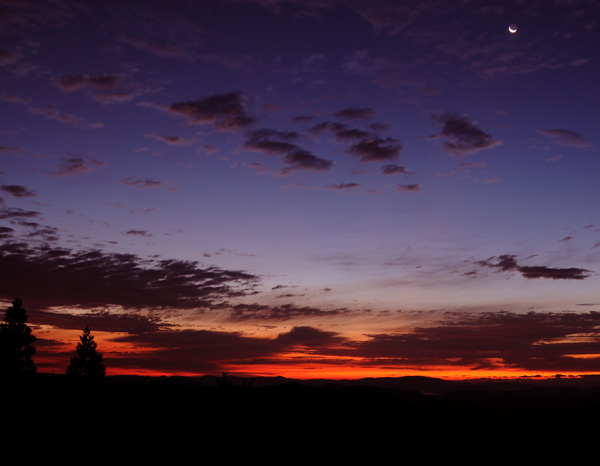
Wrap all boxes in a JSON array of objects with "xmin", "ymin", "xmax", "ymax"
[{"xmin": 509, "ymin": 24, "xmax": 517, "ymax": 33}]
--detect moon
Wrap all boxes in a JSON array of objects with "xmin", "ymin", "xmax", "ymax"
[{"xmin": 509, "ymin": 23, "xmax": 518, "ymax": 33}]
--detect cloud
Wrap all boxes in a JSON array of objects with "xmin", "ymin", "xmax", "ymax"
[
  {"xmin": 229, "ymin": 303, "xmax": 351, "ymax": 321},
  {"xmin": 29, "ymin": 105, "xmax": 104, "ymax": 129},
  {"xmin": 396, "ymin": 184, "xmax": 422, "ymax": 193},
  {"xmin": 169, "ymin": 91, "xmax": 257, "ymax": 130},
  {"xmin": 537, "ymin": 129, "xmax": 592, "ymax": 148},
  {"xmin": 0, "ymin": 49, "xmax": 19, "ymax": 66},
  {"xmin": 333, "ymin": 107, "xmax": 375, "ymax": 120},
  {"xmin": 275, "ymin": 326, "xmax": 345, "ymax": 347},
  {"xmin": 119, "ymin": 35, "xmax": 197, "ymax": 61},
  {"xmin": 122, "ymin": 177, "xmax": 164, "ymax": 189},
  {"xmin": 243, "ymin": 128, "xmax": 299, "ymax": 154},
  {"xmin": 243, "ymin": 128, "xmax": 333, "ymax": 174},
  {"xmin": 0, "ymin": 207, "xmax": 40, "ymax": 220},
  {"xmin": 431, "ymin": 112, "xmax": 502, "ymax": 156},
  {"xmin": 281, "ymin": 149, "xmax": 334, "ymax": 174},
  {"xmin": 477, "ymin": 254, "xmax": 592, "ymax": 280},
  {"xmin": 122, "ymin": 230, "xmax": 153, "ymax": 237},
  {"xmin": 310, "ymin": 121, "xmax": 373, "ymax": 142},
  {"xmin": 349, "ymin": 310, "xmax": 600, "ymax": 372},
  {"xmin": 346, "ymin": 137, "xmax": 403, "ymax": 162},
  {"xmin": 146, "ymin": 133, "xmax": 196, "ymax": 147},
  {"xmin": 1, "ymin": 185, "xmax": 37, "ymax": 198},
  {"xmin": 0, "ymin": 241, "xmax": 259, "ymax": 311},
  {"xmin": 48, "ymin": 157, "xmax": 107, "ymax": 177},
  {"xmin": 0, "ymin": 146, "xmax": 25, "ymax": 156},
  {"xmin": 53, "ymin": 74, "xmax": 122, "ymax": 92},
  {"xmin": 381, "ymin": 164, "xmax": 411, "ymax": 175},
  {"xmin": 326, "ymin": 182, "xmax": 361, "ymax": 190}
]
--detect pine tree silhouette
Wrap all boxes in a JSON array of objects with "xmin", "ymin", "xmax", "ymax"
[
  {"xmin": 67, "ymin": 326, "xmax": 106, "ymax": 380},
  {"xmin": 0, "ymin": 298, "xmax": 36, "ymax": 377}
]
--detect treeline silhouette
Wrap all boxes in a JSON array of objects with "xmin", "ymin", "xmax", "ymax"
[{"xmin": 0, "ymin": 298, "xmax": 105, "ymax": 381}]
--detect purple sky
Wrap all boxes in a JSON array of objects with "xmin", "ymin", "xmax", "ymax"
[{"xmin": 1, "ymin": 0, "xmax": 599, "ymax": 378}]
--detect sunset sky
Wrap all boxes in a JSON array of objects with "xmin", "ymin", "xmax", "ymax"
[{"xmin": 1, "ymin": 0, "xmax": 599, "ymax": 380}]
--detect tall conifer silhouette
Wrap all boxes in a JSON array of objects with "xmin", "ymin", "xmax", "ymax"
[
  {"xmin": 0, "ymin": 298, "xmax": 36, "ymax": 376},
  {"xmin": 67, "ymin": 326, "xmax": 106, "ymax": 379}
]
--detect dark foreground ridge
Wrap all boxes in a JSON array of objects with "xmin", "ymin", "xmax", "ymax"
[{"xmin": 6, "ymin": 372, "xmax": 600, "ymax": 452}]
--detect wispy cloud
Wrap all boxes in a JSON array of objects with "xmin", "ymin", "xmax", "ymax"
[
  {"xmin": 48, "ymin": 157, "xmax": 107, "ymax": 177},
  {"xmin": 537, "ymin": 129, "xmax": 592, "ymax": 148}
]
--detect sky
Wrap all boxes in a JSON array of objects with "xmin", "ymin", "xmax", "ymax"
[{"xmin": 1, "ymin": 0, "xmax": 599, "ymax": 380}]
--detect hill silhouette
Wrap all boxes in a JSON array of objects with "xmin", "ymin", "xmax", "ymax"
[{"xmin": 5, "ymin": 372, "xmax": 599, "ymax": 456}]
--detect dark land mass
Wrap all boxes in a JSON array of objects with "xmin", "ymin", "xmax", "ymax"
[{"xmin": 5, "ymin": 373, "xmax": 600, "ymax": 454}]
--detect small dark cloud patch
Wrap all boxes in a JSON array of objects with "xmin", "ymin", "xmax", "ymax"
[
  {"xmin": 48, "ymin": 157, "xmax": 106, "ymax": 177},
  {"xmin": 477, "ymin": 254, "xmax": 592, "ymax": 280},
  {"xmin": 53, "ymin": 74, "xmax": 121, "ymax": 92},
  {"xmin": 243, "ymin": 127, "xmax": 333, "ymax": 174},
  {"xmin": 169, "ymin": 91, "xmax": 257, "ymax": 130},
  {"xmin": 0, "ymin": 206, "xmax": 40, "ymax": 220},
  {"xmin": 275, "ymin": 326, "xmax": 345, "ymax": 348},
  {"xmin": 122, "ymin": 230, "xmax": 153, "ymax": 237},
  {"xmin": 310, "ymin": 121, "xmax": 372, "ymax": 142},
  {"xmin": 431, "ymin": 112, "xmax": 501, "ymax": 156},
  {"xmin": 381, "ymin": 164, "xmax": 410, "ymax": 175},
  {"xmin": 327, "ymin": 182, "xmax": 361, "ymax": 190},
  {"xmin": 346, "ymin": 137, "xmax": 402, "ymax": 162},
  {"xmin": 229, "ymin": 302, "xmax": 351, "ymax": 321},
  {"xmin": 334, "ymin": 107, "xmax": 375, "ymax": 120},
  {"xmin": 122, "ymin": 177, "xmax": 164, "ymax": 189},
  {"xmin": 397, "ymin": 184, "xmax": 422, "ymax": 193},
  {"xmin": 1, "ymin": 185, "xmax": 37, "ymax": 198}
]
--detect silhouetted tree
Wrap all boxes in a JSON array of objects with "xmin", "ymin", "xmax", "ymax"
[
  {"xmin": 66, "ymin": 326, "xmax": 105, "ymax": 380},
  {"xmin": 0, "ymin": 298, "xmax": 36, "ymax": 377}
]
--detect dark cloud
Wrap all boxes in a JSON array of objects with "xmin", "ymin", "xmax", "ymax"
[
  {"xmin": 477, "ymin": 254, "xmax": 592, "ymax": 280},
  {"xmin": 0, "ymin": 207, "xmax": 40, "ymax": 220},
  {"xmin": 1, "ymin": 185, "xmax": 37, "ymax": 198},
  {"xmin": 349, "ymin": 310, "xmax": 600, "ymax": 372},
  {"xmin": 229, "ymin": 302, "xmax": 351, "ymax": 321},
  {"xmin": 146, "ymin": 133, "xmax": 196, "ymax": 147},
  {"xmin": 169, "ymin": 91, "xmax": 257, "ymax": 130},
  {"xmin": 0, "ymin": 241, "xmax": 259, "ymax": 311},
  {"xmin": 122, "ymin": 230, "xmax": 153, "ymax": 237},
  {"xmin": 396, "ymin": 184, "xmax": 422, "ymax": 193},
  {"xmin": 381, "ymin": 164, "xmax": 410, "ymax": 175},
  {"xmin": 310, "ymin": 121, "xmax": 372, "ymax": 142},
  {"xmin": 537, "ymin": 129, "xmax": 592, "ymax": 148},
  {"xmin": 327, "ymin": 182, "xmax": 361, "ymax": 190},
  {"xmin": 243, "ymin": 128, "xmax": 333, "ymax": 174},
  {"xmin": 243, "ymin": 128, "xmax": 299, "ymax": 154},
  {"xmin": 292, "ymin": 115, "xmax": 315, "ymax": 123},
  {"xmin": 53, "ymin": 74, "xmax": 122, "ymax": 92},
  {"xmin": 282, "ymin": 149, "xmax": 333, "ymax": 173},
  {"xmin": 122, "ymin": 177, "xmax": 164, "ymax": 189},
  {"xmin": 48, "ymin": 157, "xmax": 106, "ymax": 177},
  {"xmin": 109, "ymin": 328, "xmax": 281, "ymax": 374},
  {"xmin": 431, "ymin": 112, "xmax": 502, "ymax": 156},
  {"xmin": 333, "ymin": 107, "xmax": 375, "ymax": 120},
  {"xmin": 275, "ymin": 326, "xmax": 345, "ymax": 347},
  {"xmin": 346, "ymin": 137, "xmax": 403, "ymax": 162}
]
